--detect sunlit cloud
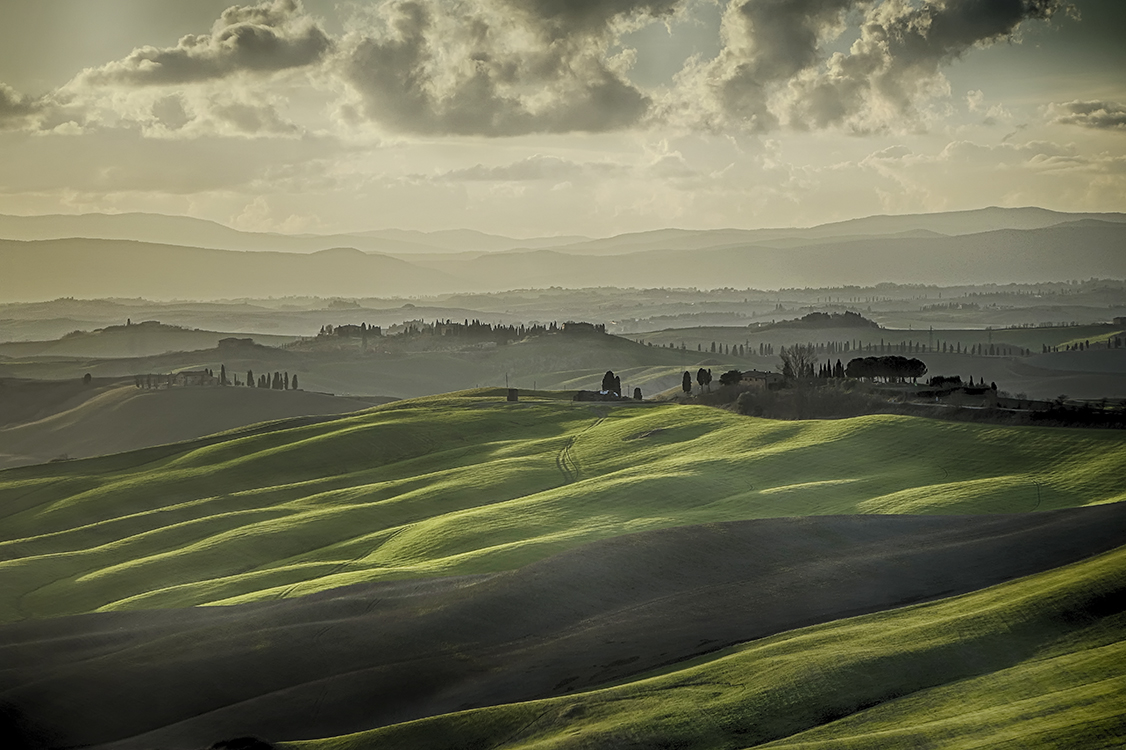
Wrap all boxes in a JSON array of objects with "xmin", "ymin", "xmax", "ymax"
[
  {"xmin": 76, "ymin": 0, "xmax": 332, "ymax": 87},
  {"xmin": 1049, "ymin": 100, "xmax": 1126, "ymax": 131}
]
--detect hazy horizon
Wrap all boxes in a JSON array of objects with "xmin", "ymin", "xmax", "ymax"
[{"xmin": 2, "ymin": 203, "xmax": 1126, "ymax": 242}]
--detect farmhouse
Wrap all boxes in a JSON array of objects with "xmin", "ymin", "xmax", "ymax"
[
  {"xmin": 172, "ymin": 370, "xmax": 217, "ymax": 387},
  {"xmin": 740, "ymin": 369, "xmax": 784, "ymax": 386}
]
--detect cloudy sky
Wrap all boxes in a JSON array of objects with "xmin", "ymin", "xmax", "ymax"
[{"xmin": 0, "ymin": 0, "xmax": 1123, "ymax": 237}]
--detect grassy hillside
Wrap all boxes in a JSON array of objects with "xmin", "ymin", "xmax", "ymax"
[
  {"xmin": 1, "ymin": 390, "xmax": 1123, "ymax": 624},
  {"xmin": 3, "ymin": 507, "xmax": 1122, "ymax": 749},
  {"xmin": 0, "ymin": 381, "xmax": 385, "ymax": 469},
  {"xmin": 289, "ymin": 539, "xmax": 1126, "ymax": 750}
]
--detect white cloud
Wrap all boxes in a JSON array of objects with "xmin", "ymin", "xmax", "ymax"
[
  {"xmin": 1049, "ymin": 100, "xmax": 1126, "ymax": 131},
  {"xmin": 77, "ymin": 0, "xmax": 332, "ymax": 87}
]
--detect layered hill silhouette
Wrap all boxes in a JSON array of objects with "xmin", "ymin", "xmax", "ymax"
[
  {"xmin": 1, "ymin": 206, "xmax": 1121, "ymax": 255},
  {"xmin": 4, "ymin": 316, "xmax": 1123, "ymax": 401},
  {"xmin": 0, "ymin": 328, "xmax": 707, "ymax": 400},
  {"xmin": 2, "ymin": 209, "xmax": 1125, "ymax": 300},
  {"xmin": 0, "ymin": 212, "xmax": 585, "ymax": 255},
  {"xmin": 0, "ymin": 320, "xmax": 297, "ymax": 359}
]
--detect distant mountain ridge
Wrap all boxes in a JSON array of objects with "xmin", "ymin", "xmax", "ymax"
[
  {"xmin": 1, "ymin": 209, "xmax": 1124, "ymax": 301},
  {"xmin": 0, "ymin": 213, "xmax": 586, "ymax": 256},
  {"xmin": 0, "ymin": 206, "xmax": 1122, "ymax": 258}
]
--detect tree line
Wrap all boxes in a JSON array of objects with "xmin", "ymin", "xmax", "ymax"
[
  {"xmin": 321, "ymin": 319, "xmax": 607, "ymax": 345},
  {"xmin": 134, "ymin": 366, "xmax": 299, "ymax": 390}
]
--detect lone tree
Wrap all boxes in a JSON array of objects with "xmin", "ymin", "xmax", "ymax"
[
  {"xmin": 601, "ymin": 370, "xmax": 616, "ymax": 393},
  {"xmin": 633, "ymin": 387, "xmax": 642, "ymax": 400},
  {"xmin": 292, "ymin": 374, "xmax": 299, "ymax": 390},
  {"xmin": 220, "ymin": 364, "xmax": 228, "ymax": 386},
  {"xmin": 682, "ymin": 371, "xmax": 692, "ymax": 394},
  {"xmin": 247, "ymin": 369, "xmax": 254, "ymax": 387},
  {"xmin": 779, "ymin": 344, "xmax": 817, "ymax": 380},
  {"xmin": 83, "ymin": 373, "xmax": 92, "ymax": 385}
]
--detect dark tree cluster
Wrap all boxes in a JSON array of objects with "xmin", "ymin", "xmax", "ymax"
[
  {"xmin": 254, "ymin": 371, "xmax": 297, "ymax": 390},
  {"xmin": 320, "ymin": 323, "xmax": 382, "ymax": 337},
  {"xmin": 816, "ymin": 360, "xmax": 846, "ymax": 378},
  {"xmin": 576, "ymin": 369, "xmax": 639, "ymax": 401},
  {"xmin": 773, "ymin": 311, "xmax": 880, "ymax": 329},
  {"xmin": 328, "ymin": 318, "xmax": 606, "ymax": 346},
  {"xmin": 601, "ymin": 370, "xmax": 622, "ymax": 397},
  {"xmin": 696, "ymin": 368, "xmax": 713, "ymax": 391},
  {"xmin": 719, "ymin": 369, "xmax": 743, "ymax": 386},
  {"xmin": 845, "ymin": 356, "xmax": 928, "ymax": 383}
]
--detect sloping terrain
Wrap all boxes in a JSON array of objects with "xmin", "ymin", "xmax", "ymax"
[
  {"xmin": 1, "ymin": 391, "xmax": 1124, "ymax": 749},
  {"xmin": 291, "ymin": 538, "xmax": 1126, "ymax": 750},
  {"xmin": 0, "ymin": 321, "xmax": 297, "ymax": 359},
  {"xmin": 0, "ymin": 331, "xmax": 705, "ymax": 399},
  {"xmin": 0, "ymin": 507, "xmax": 1123, "ymax": 749},
  {"xmin": 0, "ymin": 380, "xmax": 386, "ymax": 469},
  {"xmin": 2, "ymin": 391, "xmax": 1124, "ymax": 624}
]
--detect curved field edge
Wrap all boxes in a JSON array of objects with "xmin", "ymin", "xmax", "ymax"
[
  {"xmin": 282, "ymin": 541, "xmax": 1126, "ymax": 750},
  {"xmin": 1, "ymin": 389, "xmax": 1124, "ymax": 622}
]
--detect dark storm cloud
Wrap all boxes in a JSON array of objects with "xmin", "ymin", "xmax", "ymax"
[
  {"xmin": 716, "ymin": 0, "xmax": 856, "ymax": 130},
  {"xmin": 704, "ymin": 0, "xmax": 1068, "ymax": 131},
  {"xmin": 1050, "ymin": 100, "xmax": 1126, "ymax": 131},
  {"xmin": 792, "ymin": 0, "xmax": 1067, "ymax": 128},
  {"xmin": 81, "ymin": 0, "xmax": 331, "ymax": 86},
  {"xmin": 339, "ymin": 0, "xmax": 669, "ymax": 136}
]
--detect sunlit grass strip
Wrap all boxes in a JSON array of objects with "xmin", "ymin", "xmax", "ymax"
[{"xmin": 1, "ymin": 390, "xmax": 1124, "ymax": 622}]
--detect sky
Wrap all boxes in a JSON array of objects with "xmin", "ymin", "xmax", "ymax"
[{"xmin": 0, "ymin": 0, "xmax": 1123, "ymax": 238}]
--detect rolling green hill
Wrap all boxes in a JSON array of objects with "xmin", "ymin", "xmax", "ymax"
[
  {"xmin": 2, "ymin": 390, "xmax": 1123, "ymax": 624},
  {"xmin": 291, "ymin": 538, "xmax": 1126, "ymax": 750},
  {"xmin": 1, "ymin": 390, "xmax": 1125, "ymax": 749},
  {"xmin": 0, "ymin": 379, "xmax": 387, "ymax": 469}
]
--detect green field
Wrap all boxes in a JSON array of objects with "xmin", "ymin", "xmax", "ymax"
[
  {"xmin": 288, "ymin": 540, "xmax": 1126, "ymax": 750},
  {"xmin": 2, "ymin": 389, "xmax": 1123, "ymax": 623}
]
